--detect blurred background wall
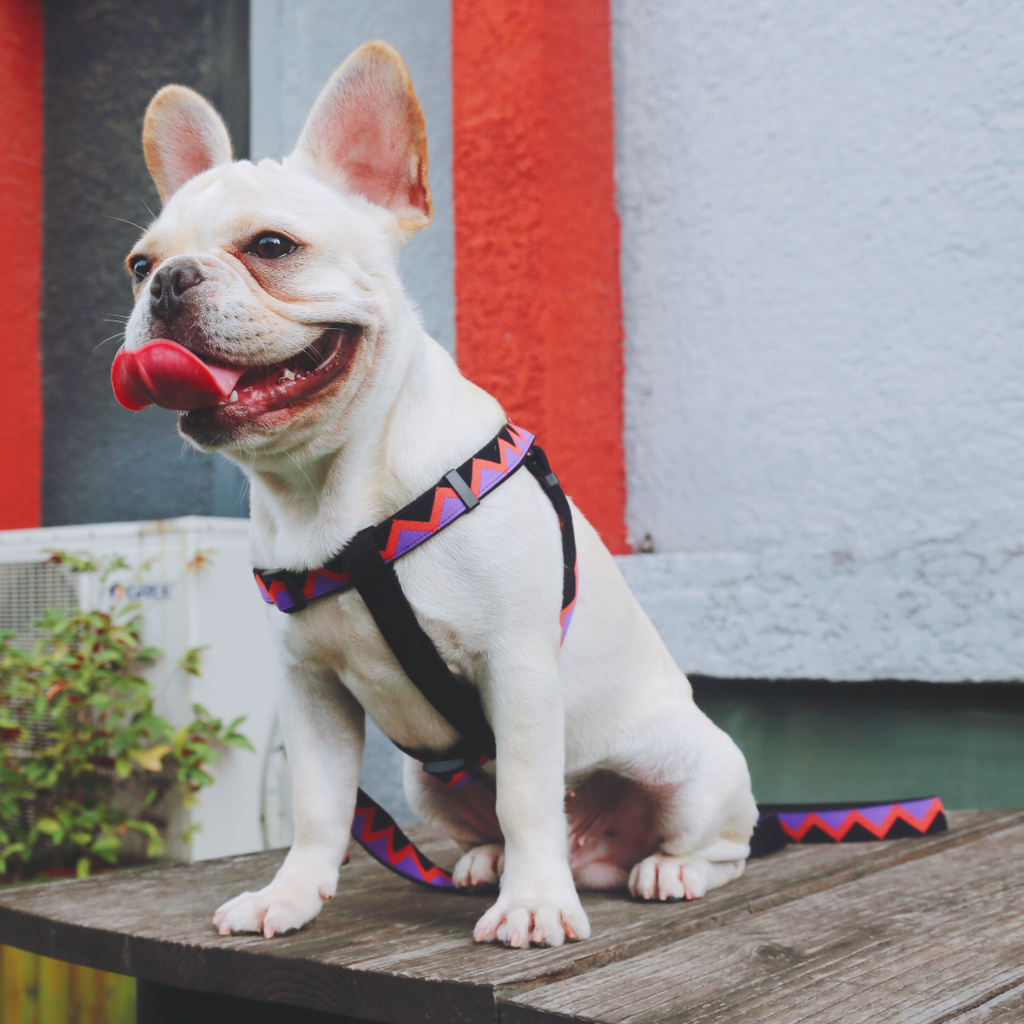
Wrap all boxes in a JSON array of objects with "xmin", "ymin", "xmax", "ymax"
[{"xmin": 614, "ymin": 0, "xmax": 1024, "ymax": 684}]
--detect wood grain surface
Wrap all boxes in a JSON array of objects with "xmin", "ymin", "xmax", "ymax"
[{"xmin": 1, "ymin": 811, "xmax": 1021, "ymax": 1023}]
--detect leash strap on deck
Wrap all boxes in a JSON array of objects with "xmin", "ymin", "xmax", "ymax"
[
  {"xmin": 749, "ymin": 796, "xmax": 947, "ymax": 858},
  {"xmin": 350, "ymin": 788, "xmax": 456, "ymax": 889},
  {"xmin": 350, "ymin": 792, "xmax": 948, "ymax": 891}
]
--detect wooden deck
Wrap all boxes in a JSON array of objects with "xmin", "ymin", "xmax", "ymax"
[{"xmin": 1, "ymin": 810, "xmax": 1022, "ymax": 1023}]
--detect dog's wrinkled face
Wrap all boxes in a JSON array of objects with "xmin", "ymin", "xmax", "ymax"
[
  {"xmin": 118, "ymin": 42, "xmax": 432, "ymax": 459},
  {"xmin": 124, "ymin": 165, "xmax": 393, "ymax": 453}
]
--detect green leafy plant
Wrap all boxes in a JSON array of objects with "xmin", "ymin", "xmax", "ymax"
[{"xmin": 0, "ymin": 551, "xmax": 253, "ymax": 881}]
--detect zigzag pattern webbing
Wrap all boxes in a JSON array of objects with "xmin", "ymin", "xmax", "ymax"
[
  {"xmin": 750, "ymin": 796, "xmax": 947, "ymax": 857},
  {"xmin": 348, "ymin": 793, "xmax": 948, "ymax": 889},
  {"xmin": 254, "ymin": 423, "xmax": 534, "ymax": 613},
  {"xmin": 775, "ymin": 796, "xmax": 946, "ymax": 843},
  {"xmin": 350, "ymin": 788, "xmax": 455, "ymax": 889}
]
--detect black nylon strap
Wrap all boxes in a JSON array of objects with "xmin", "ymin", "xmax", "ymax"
[
  {"xmin": 523, "ymin": 446, "xmax": 577, "ymax": 614},
  {"xmin": 342, "ymin": 526, "xmax": 497, "ymax": 760}
]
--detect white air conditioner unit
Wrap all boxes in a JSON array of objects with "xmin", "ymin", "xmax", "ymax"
[{"xmin": 0, "ymin": 517, "xmax": 279, "ymax": 862}]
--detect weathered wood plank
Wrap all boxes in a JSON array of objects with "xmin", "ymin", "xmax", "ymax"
[
  {"xmin": 0, "ymin": 812, "xmax": 1018, "ymax": 1024},
  {"xmin": 502, "ymin": 820, "xmax": 1024, "ymax": 1024},
  {"xmin": 944, "ymin": 982, "xmax": 1024, "ymax": 1022},
  {"xmin": 363, "ymin": 810, "xmax": 1022, "ymax": 995}
]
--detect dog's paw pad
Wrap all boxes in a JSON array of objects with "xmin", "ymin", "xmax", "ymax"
[
  {"xmin": 212, "ymin": 882, "xmax": 326, "ymax": 938},
  {"xmin": 628, "ymin": 851, "xmax": 744, "ymax": 902},
  {"xmin": 453, "ymin": 844, "xmax": 505, "ymax": 889},
  {"xmin": 629, "ymin": 852, "xmax": 707, "ymax": 901},
  {"xmin": 474, "ymin": 894, "xmax": 590, "ymax": 948}
]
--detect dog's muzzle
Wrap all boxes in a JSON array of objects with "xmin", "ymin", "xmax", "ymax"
[{"xmin": 149, "ymin": 262, "xmax": 204, "ymax": 322}]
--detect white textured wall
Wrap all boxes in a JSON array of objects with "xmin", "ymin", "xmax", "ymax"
[
  {"xmin": 613, "ymin": 1, "xmax": 1024, "ymax": 679},
  {"xmin": 251, "ymin": 0, "xmax": 455, "ymax": 354}
]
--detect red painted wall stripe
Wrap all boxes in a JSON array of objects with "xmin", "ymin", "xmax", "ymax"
[
  {"xmin": 0, "ymin": 0, "xmax": 43, "ymax": 529},
  {"xmin": 452, "ymin": 0, "xmax": 627, "ymax": 553}
]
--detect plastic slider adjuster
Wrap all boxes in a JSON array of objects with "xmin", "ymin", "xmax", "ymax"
[
  {"xmin": 444, "ymin": 468, "xmax": 479, "ymax": 510},
  {"xmin": 272, "ymin": 569, "xmax": 309, "ymax": 613}
]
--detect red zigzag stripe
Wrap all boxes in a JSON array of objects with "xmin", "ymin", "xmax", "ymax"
[
  {"xmin": 470, "ymin": 427, "xmax": 530, "ymax": 495},
  {"xmin": 381, "ymin": 486, "xmax": 461, "ymax": 561},
  {"xmin": 353, "ymin": 805, "xmax": 452, "ymax": 884},
  {"xmin": 780, "ymin": 798, "xmax": 944, "ymax": 843}
]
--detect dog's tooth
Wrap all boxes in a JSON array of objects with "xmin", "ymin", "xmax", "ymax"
[
  {"xmin": 280, "ymin": 367, "xmax": 296, "ymax": 382},
  {"xmin": 230, "ymin": 390, "xmax": 238, "ymax": 403}
]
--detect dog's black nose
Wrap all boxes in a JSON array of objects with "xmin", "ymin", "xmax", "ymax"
[{"xmin": 149, "ymin": 263, "xmax": 204, "ymax": 321}]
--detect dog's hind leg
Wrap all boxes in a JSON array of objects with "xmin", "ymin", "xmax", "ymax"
[
  {"xmin": 625, "ymin": 710, "xmax": 757, "ymax": 903},
  {"xmin": 213, "ymin": 662, "xmax": 364, "ymax": 937}
]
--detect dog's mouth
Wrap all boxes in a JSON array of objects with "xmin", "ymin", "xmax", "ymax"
[{"xmin": 111, "ymin": 327, "xmax": 360, "ymax": 423}]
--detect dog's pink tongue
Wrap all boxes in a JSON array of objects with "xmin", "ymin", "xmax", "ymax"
[{"xmin": 112, "ymin": 339, "xmax": 244, "ymax": 411}]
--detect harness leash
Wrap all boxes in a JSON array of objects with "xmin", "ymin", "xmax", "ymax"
[
  {"xmin": 749, "ymin": 796, "xmax": 947, "ymax": 859},
  {"xmin": 341, "ymin": 791, "xmax": 950, "ymax": 891},
  {"xmin": 254, "ymin": 423, "xmax": 946, "ymax": 891},
  {"xmin": 254, "ymin": 423, "xmax": 579, "ymax": 885}
]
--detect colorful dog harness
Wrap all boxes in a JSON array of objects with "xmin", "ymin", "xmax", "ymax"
[
  {"xmin": 254, "ymin": 423, "xmax": 576, "ymax": 637},
  {"xmin": 254, "ymin": 423, "xmax": 579, "ymax": 887},
  {"xmin": 253, "ymin": 423, "xmax": 947, "ymax": 890}
]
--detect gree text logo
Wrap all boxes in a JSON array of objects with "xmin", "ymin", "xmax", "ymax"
[{"xmin": 109, "ymin": 582, "xmax": 175, "ymax": 602}]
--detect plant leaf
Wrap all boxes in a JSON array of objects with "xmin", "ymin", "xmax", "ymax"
[{"xmin": 130, "ymin": 744, "xmax": 173, "ymax": 772}]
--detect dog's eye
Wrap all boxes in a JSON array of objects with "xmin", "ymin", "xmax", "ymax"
[
  {"xmin": 129, "ymin": 255, "xmax": 153, "ymax": 283},
  {"xmin": 246, "ymin": 233, "xmax": 298, "ymax": 260}
]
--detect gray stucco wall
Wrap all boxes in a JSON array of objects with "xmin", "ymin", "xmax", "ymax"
[
  {"xmin": 41, "ymin": 0, "xmax": 250, "ymax": 525},
  {"xmin": 250, "ymin": 0, "xmax": 456, "ymax": 355},
  {"xmin": 612, "ymin": 1, "xmax": 1024, "ymax": 679}
]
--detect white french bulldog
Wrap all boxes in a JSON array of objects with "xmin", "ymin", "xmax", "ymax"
[{"xmin": 117, "ymin": 41, "xmax": 757, "ymax": 948}]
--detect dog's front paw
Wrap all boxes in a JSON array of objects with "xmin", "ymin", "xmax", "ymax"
[
  {"xmin": 453, "ymin": 844, "xmax": 505, "ymax": 889},
  {"xmin": 473, "ymin": 889, "xmax": 590, "ymax": 948},
  {"xmin": 213, "ymin": 872, "xmax": 336, "ymax": 938},
  {"xmin": 628, "ymin": 851, "xmax": 745, "ymax": 902}
]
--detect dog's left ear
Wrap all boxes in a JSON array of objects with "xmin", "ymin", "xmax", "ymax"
[
  {"xmin": 290, "ymin": 41, "xmax": 432, "ymax": 235},
  {"xmin": 143, "ymin": 86, "xmax": 233, "ymax": 204}
]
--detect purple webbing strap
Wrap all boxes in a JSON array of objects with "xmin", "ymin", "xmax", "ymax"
[
  {"xmin": 350, "ymin": 788, "xmax": 455, "ymax": 889},
  {"xmin": 750, "ymin": 796, "xmax": 947, "ymax": 858}
]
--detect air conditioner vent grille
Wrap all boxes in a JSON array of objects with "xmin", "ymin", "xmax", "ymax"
[{"xmin": 0, "ymin": 560, "xmax": 79, "ymax": 649}]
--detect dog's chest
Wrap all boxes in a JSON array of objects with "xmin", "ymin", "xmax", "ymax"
[{"xmin": 274, "ymin": 590, "xmax": 464, "ymax": 753}]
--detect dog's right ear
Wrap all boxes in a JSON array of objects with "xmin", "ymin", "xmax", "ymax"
[
  {"xmin": 143, "ymin": 86, "xmax": 233, "ymax": 204},
  {"xmin": 290, "ymin": 41, "xmax": 432, "ymax": 235}
]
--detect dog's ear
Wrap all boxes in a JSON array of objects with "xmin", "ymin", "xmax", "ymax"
[
  {"xmin": 291, "ymin": 41, "xmax": 432, "ymax": 234},
  {"xmin": 143, "ymin": 86, "xmax": 233, "ymax": 204}
]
